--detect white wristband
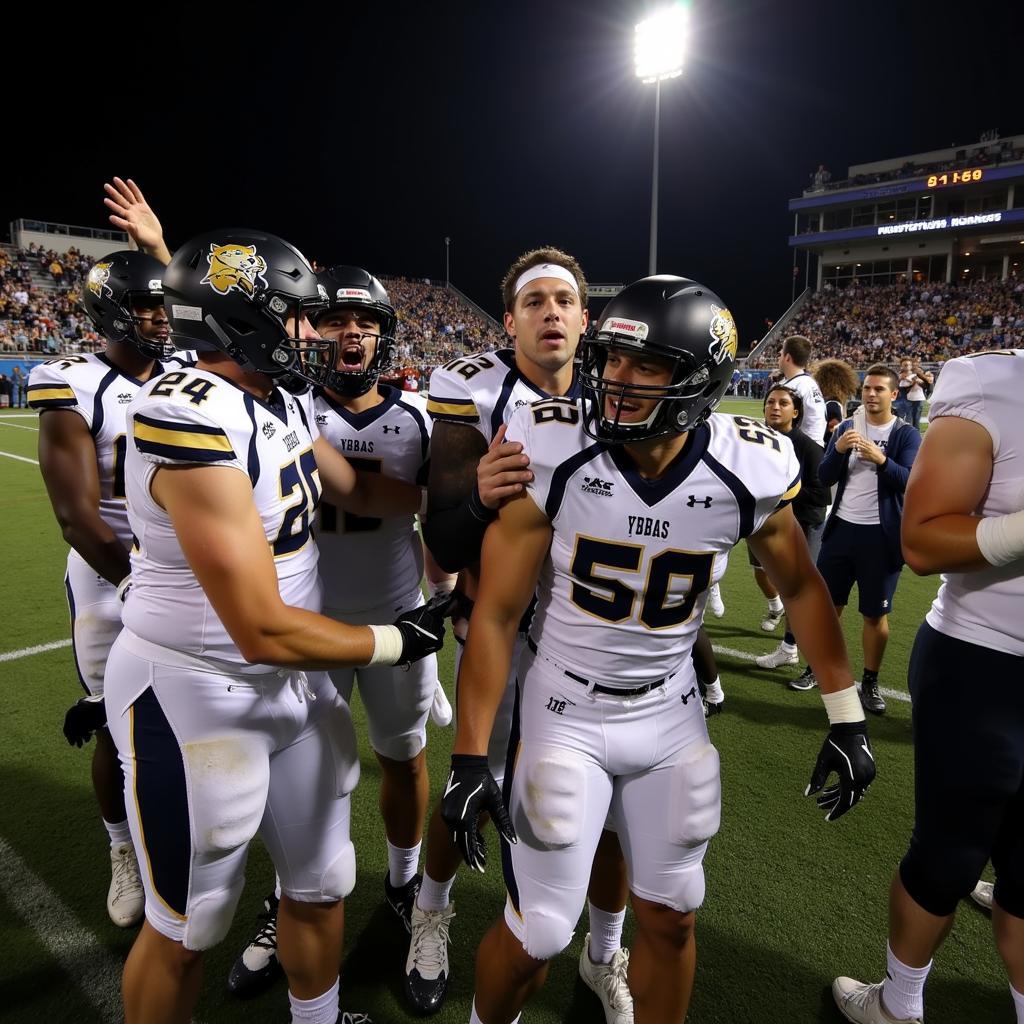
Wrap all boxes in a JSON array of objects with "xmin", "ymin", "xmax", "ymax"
[
  {"xmin": 822, "ymin": 684, "xmax": 865, "ymax": 726},
  {"xmin": 367, "ymin": 624, "xmax": 404, "ymax": 666},
  {"xmin": 975, "ymin": 510, "xmax": 1024, "ymax": 568}
]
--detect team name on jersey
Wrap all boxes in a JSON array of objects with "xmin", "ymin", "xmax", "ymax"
[
  {"xmin": 627, "ymin": 515, "xmax": 672, "ymax": 539},
  {"xmin": 336, "ymin": 437, "xmax": 376, "ymax": 453}
]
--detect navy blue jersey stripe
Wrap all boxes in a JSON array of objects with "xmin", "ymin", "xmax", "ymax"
[
  {"xmin": 545, "ymin": 442, "xmax": 608, "ymax": 521},
  {"xmin": 132, "ymin": 688, "xmax": 191, "ymax": 917},
  {"xmin": 63, "ymin": 572, "xmax": 91, "ymax": 696},
  {"xmin": 29, "ymin": 397, "xmax": 78, "ymax": 409},
  {"xmin": 490, "ymin": 368, "xmax": 520, "ymax": 439},
  {"xmin": 135, "ymin": 439, "xmax": 237, "ymax": 463},
  {"xmin": 397, "ymin": 397, "xmax": 431, "ymax": 465},
  {"xmin": 500, "ymin": 680, "xmax": 523, "ymax": 916},
  {"xmin": 243, "ymin": 394, "xmax": 261, "ymax": 487},
  {"xmin": 701, "ymin": 450, "xmax": 757, "ymax": 538},
  {"xmin": 90, "ymin": 367, "xmax": 119, "ymax": 439}
]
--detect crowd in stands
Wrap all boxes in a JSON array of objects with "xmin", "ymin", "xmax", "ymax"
[{"xmin": 751, "ymin": 278, "xmax": 1024, "ymax": 368}]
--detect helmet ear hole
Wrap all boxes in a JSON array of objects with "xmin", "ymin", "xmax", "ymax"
[{"xmin": 186, "ymin": 249, "xmax": 202, "ymax": 271}]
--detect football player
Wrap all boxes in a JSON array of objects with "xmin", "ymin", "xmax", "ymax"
[
  {"xmin": 405, "ymin": 248, "xmax": 634, "ymax": 1022},
  {"xmin": 834, "ymin": 350, "xmax": 1024, "ymax": 1024},
  {"xmin": 29, "ymin": 249, "xmax": 193, "ymax": 928},
  {"xmin": 226, "ymin": 266, "xmax": 452, "ymax": 995},
  {"xmin": 104, "ymin": 229, "xmax": 448, "ymax": 1024},
  {"xmin": 443, "ymin": 275, "xmax": 876, "ymax": 1024}
]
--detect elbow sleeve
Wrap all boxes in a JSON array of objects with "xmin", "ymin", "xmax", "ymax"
[{"xmin": 423, "ymin": 487, "xmax": 495, "ymax": 574}]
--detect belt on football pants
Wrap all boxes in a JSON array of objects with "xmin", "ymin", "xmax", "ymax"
[{"xmin": 526, "ymin": 637, "xmax": 666, "ymax": 697}]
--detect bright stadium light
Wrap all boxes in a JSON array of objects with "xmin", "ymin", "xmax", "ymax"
[{"xmin": 635, "ymin": 4, "xmax": 689, "ymax": 274}]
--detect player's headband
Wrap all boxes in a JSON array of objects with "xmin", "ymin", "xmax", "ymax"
[{"xmin": 514, "ymin": 263, "xmax": 579, "ymax": 297}]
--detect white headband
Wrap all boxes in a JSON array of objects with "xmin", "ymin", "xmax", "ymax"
[{"xmin": 514, "ymin": 262, "xmax": 579, "ymax": 297}]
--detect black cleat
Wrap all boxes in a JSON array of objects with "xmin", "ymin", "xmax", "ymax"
[
  {"xmin": 860, "ymin": 680, "xmax": 886, "ymax": 715},
  {"xmin": 227, "ymin": 893, "xmax": 282, "ymax": 997},
  {"xmin": 384, "ymin": 871, "xmax": 422, "ymax": 934},
  {"xmin": 404, "ymin": 902, "xmax": 455, "ymax": 1016}
]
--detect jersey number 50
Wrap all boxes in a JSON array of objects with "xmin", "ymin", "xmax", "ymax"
[{"xmin": 570, "ymin": 536, "xmax": 715, "ymax": 630}]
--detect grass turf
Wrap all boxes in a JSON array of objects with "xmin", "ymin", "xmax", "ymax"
[{"xmin": 0, "ymin": 401, "xmax": 1010, "ymax": 1022}]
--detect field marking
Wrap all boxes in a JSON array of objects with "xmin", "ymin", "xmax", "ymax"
[
  {"xmin": 0, "ymin": 834, "xmax": 123, "ymax": 1022},
  {"xmin": 711, "ymin": 642, "xmax": 911, "ymax": 704},
  {"xmin": 0, "ymin": 419, "xmax": 38, "ymax": 431},
  {"xmin": 0, "ymin": 448, "xmax": 38, "ymax": 465},
  {"xmin": 0, "ymin": 639, "xmax": 72, "ymax": 663},
  {"xmin": 0, "ymin": 413, "xmax": 38, "ymax": 418}
]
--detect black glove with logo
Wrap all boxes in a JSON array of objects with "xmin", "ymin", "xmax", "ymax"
[
  {"xmin": 805, "ymin": 722, "xmax": 876, "ymax": 822},
  {"xmin": 441, "ymin": 753, "xmax": 517, "ymax": 872},
  {"xmin": 393, "ymin": 591, "xmax": 455, "ymax": 665},
  {"xmin": 63, "ymin": 694, "xmax": 107, "ymax": 748}
]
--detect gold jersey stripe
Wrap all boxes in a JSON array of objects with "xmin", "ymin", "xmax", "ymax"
[
  {"xmin": 781, "ymin": 480, "xmax": 802, "ymax": 502},
  {"xmin": 426, "ymin": 399, "xmax": 479, "ymax": 417},
  {"xmin": 134, "ymin": 419, "xmax": 234, "ymax": 452},
  {"xmin": 28, "ymin": 386, "xmax": 77, "ymax": 402}
]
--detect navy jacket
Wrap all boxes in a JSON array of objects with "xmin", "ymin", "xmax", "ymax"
[{"xmin": 818, "ymin": 417, "xmax": 922, "ymax": 571}]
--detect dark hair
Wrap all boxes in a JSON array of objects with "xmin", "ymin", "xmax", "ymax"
[
  {"xmin": 864, "ymin": 364, "xmax": 899, "ymax": 390},
  {"xmin": 764, "ymin": 384, "xmax": 803, "ymax": 423},
  {"xmin": 500, "ymin": 246, "xmax": 588, "ymax": 313},
  {"xmin": 812, "ymin": 358, "xmax": 858, "ymax": 403},
  {"xmin": 782, "ymin": 335, "xmax": 811, "ymax": 368}
]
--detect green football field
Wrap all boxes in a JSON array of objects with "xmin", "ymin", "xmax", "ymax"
[{"xmin": 0, "ymin": 398, "xmax": 1010, "ymax": 1023}]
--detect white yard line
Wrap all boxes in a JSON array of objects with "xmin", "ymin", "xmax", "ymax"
[
  {"xmin": 0, "ymin": 834, "xmax": 123, "ymax": 1023},
  {"xmin": 0, "ymin": 413, "xmax": 37, "ymax": 419},
  {"xmin": 0, "ymin": 449, "xmax": 38, "ymax": 465},
  {"xmin": 711, "ymin": 642, "xmax": 911, "ymax": 704},
  {"xmin": 0, "ymin": 420, "xmax": 38, "ymax": 431},
  {"xmin": 0, "ymin": 639, "xmax": 72, "ymax": 663}
]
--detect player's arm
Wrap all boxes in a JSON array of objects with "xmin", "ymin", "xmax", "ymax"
[
  {"xmin": 901, "ymin": 415, "xmax": 997, "ymax": 574},
  {"xmin": 313, "ymin": 435, "xmax": 422, "ymax": 517},
  {"xmin": 37, "ymin": 410, "xmax": 129, "ymax": 586},
  {"xmin": 152, "ymin": 464, "xmax": 439, "ymax": 668},
  {"xmin": 423, "ymin": 421, "xmax": 533, "ymax": 573},
  {"xmin": 103, "ymin": 177, "xmax": 172, "ymax": 265},
  {"xmin": 748, "ymin": 504, "xmax": 852, "ymax": 696}
]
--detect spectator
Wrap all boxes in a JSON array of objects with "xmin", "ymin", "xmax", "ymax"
[
  {"xmin": 813, "ymin": 358, "xmax": 860, "ymax": 444},
  {"xmin": 898, "ymin": 357, "xmax": 934, "ymax": 430}
]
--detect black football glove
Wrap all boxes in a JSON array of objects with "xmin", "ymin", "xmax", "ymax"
[
  {"xmin": 393, "ymin": 591, "xmax": 454, "ymax": 665},
  {"xmin": 440, "ymin": 753, "xmax": 517, "ymax": 872},
  {"xmin": 63, "ymin": 694, "xmax": 107, "ymax": 748},
  {"xmin": 805, "ymin": 721, "xmax": 876, "ymax": 822}
]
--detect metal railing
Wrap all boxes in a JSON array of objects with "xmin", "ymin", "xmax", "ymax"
[
  {"xmin": 10, "ymin": 218, "xmax": 127, "ymax": 244},
  {"xmin": 744, "ymin": 288, "xmax": 810, "ymax": 365}
]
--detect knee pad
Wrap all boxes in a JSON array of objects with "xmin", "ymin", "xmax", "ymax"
[
  {"xmin": 320, "ymin": 840, "xmax": 356, "ymax": 901},
  {"xmin": 900, "ymin": 838, "xmax": 985, "ymax": 917},
  {"xmin": 323, "ymin": 694, "xmax": 360, "ymax": 797},
  {"xmin": 184, "ymin": 736, "xmax": 268, "ymax": 855},
  {"xmin": 182, "ymin": 877, "xmax": 244, "ymax": 950},
  {"xmin": 520, "ymin": 746, "xmax": 585, "ymax": 849},
  {"xmin": 670, "ymin": 862, "xmax": 707, "ymax": 913},
  {"xmin": 520, "ymin": 906, "xmax": 576, "ymax": 962},
  {"xmin": 669, "ymin": 742, "xmax": 721, "ymax": 847}
]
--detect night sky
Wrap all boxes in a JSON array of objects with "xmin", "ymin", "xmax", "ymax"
[{"xmin": 5, "ymin": 1, "xmax": 1021, "ymax": 350}]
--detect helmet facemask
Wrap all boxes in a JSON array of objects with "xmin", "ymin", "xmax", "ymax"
[{"xmin": 124, "ymin": 294, "xmax": 174, "ymax": 360}]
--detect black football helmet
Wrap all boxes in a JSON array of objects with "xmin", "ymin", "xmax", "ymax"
[
  {"xmin": 81, "ymin": 250, "xmax": 171, "ymax": 358},
  {"xmin": 162, "ymin": 230, "xmax": 332, "ymax": 391},
  {"xmin": 314, "ymin": 266, "xmax": 397, "ymax": 397},
  {"xmin": 581, "ymin": 275, "xmax": 739, "ymax": 443}
]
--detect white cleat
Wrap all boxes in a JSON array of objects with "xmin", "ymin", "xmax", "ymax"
[
  {"xmin": 405, "ymin": 902, "xmax": 456, "ymax": 1015},
  {"xmin": 969, "ymin": 880, "xmax": 994, "ymax": 911},
  {"xmin": 579, "ymin": 934, "xmax": 634, "ymax": 1024},
  {"xmin": 832, "ymin": 978, "xmax": 921, "ymax": 1024},
  {"xmin": 429, "ymin": 682, "xmax": 453, "ymax": 727},
  {"xmin": 107, "ymin": 841, "xmax": 144, "ymax": 928},
  {"xmin": 755, "ymin": 643, "xmax": 799, "ymax": 669},
  {"xmin": 760, "ymin": 608, "xmax": 785, "ymax": 632},
  {"xmin": 706, "ymin": 583, "xmax": 725, "ymax": 618}
]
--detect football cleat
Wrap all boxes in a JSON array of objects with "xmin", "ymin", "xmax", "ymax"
[
  {"xmin": 405, "ymin": 902, "xmax": 455, "ymax": 1016},
  {"xmin": 337, "ymin": 1014, "xmax": 373, "ymax": 1023},
  {"xmin": 832, "ymin": 977, "xmax": 921, "ymax": 1023},
  {"xmin": 788, "ymin": 666, "xmax": 818, "ymax": 691},
  {"xmin": 107, "ymin": 842, "xmax": 145, "ymax": 928},
  {"xmin": 760, "ymin": 607, "xmax": 784, "ymax": 632},
  {"xmin": 227, "ymin": 894, "xmax": 282, "ymax": 997},
  {"xmin": 703, "ymin": 697, "xmax": 725, "ymax": 717},
  {"xmin": 860, "ymin": 680, "xmax": 887, "ymax": 715},
  {"xmin": 579, "ymin": 934, "xmax": 635, "ymax": 1023},
  {"xmin": 384, "ymin": 871, "xmax": 422, "ymax": 933},
  {"xmin": 706, "ymin": 583, "xmax": 725, "ymax": 618},
  {"xmin": 969, "ymin": 880, "xmax": 994, "ymax": 911},
  {"xmin": 755, "ymin": 643, "xmax": 799, "ymax": 669}
]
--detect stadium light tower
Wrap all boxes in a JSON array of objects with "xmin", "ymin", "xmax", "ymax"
[{"xmin": 635, "ymin": 3, "xmax": 688, "ymax": 275}]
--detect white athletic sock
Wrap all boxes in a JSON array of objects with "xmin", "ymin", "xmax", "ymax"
[
  {"xmin": 704, "ymin": 678, "xmax": 725, "ymax": 703},
  {"xmin": 881, "ymin": 942, "xmax": 931, "ymax": 1020},
  {"xmin": 767, "ymin": 596, "xmax": 784, "ymax": 614},
  {"xmin": 388, "ymin": 840, "xmax": 422, "ymax": 888},
  {"xmin": 103, "ymin": 818, "xmax": 132, "ymax": 849},
  {"xmin": 418, "ymin": 870, "xmax": 456, "ymax": 912},
  {"xmin": 780, "ymin": 641, "xmax": 797, "ymax": 654},
  {"xmin": 1011, "ymin": 984, "xmax": 1024, "ymax": 1024},
  {"xmin": 469, "ymin": 1001, "xmax": 520, "ymax": 1024},
  {"xmin": 588, "ymin": 902, "xmax": 626, "ymax": 964},
  {"xmin": 289, "ymin": 977, "xmax": 339, "ymax": 1024}
]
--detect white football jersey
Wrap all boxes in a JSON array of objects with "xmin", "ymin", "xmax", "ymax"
[
  {"xmin": 426, "ymin": 347, "xmax": 581, "ymax": 443},
  {"xmin": 784, "ymin": 371, "xmax": 826, "ymax": 446},
  {"xmin": 28, "ymin": 351, "xmax": 197, "ymax": 548},
  {"xmin": 122, "ymin": 367, "xmax": 322, "ymax": 671},
  {"xmin": 507, "ymin": 401, "xmax": 801, "ymax": 686},
  {"xmin": 314, "ymin": 385, "xmax": 431, "ymax": 613},
  {"xmin": 925, "ymin": 351, "xmax": 1024, "ymax": 656}
]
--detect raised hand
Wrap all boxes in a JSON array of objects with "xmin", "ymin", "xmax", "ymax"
[{"xmin": 103, "ymin": 177, "xmax": 171, "ymax": 264}]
